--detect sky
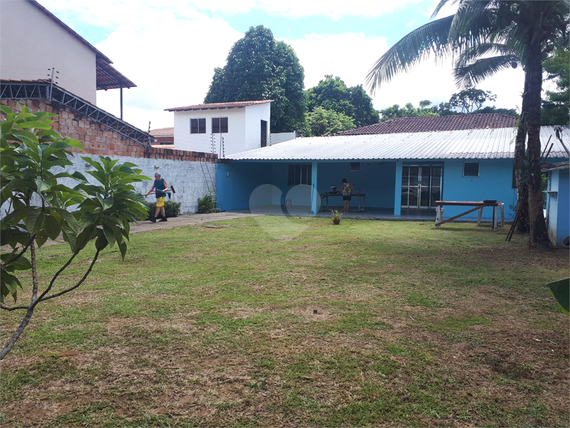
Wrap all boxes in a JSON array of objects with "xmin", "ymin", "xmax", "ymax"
[{"xmin": 37, "ymin": 0, "xmax": 527, "ymax": 131}]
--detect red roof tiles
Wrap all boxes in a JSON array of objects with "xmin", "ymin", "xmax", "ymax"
[{"xmin": 337, "ymin": 114, "xmax": 518, "ymax": 135}]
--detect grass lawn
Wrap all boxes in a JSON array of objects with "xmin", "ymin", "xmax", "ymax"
[{"xmin": 1, "ymin": 217, "xmax": 568, "ymax": 427}]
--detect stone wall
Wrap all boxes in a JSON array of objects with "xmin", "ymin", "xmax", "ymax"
[{"xmin": 1, "ymin": 99, "xmax": 217, "ymax": 214}]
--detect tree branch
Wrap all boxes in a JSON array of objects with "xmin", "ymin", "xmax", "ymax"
[
  {"xmin": 2, "ymin": 233, "xmax": 37, "ymax": 267},
  {"xmin": 0, "ymin": 301, "xmax": 36, "ymax": 360},
  {"xmin": 37, "ymin": 250, "xmax": 100, "ymax": 303},
  {"xmin": 0, "ymin": 249, "xmax": 101, "ymax": 360}
]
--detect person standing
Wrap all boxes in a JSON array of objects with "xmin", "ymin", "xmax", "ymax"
[
  {"xmin": 339, "ymin": 178, "xmax": 354, "ymax": 214},
  {"xmin": 145, "ymin": 173, "xmax": 170, "ymax": 222}
]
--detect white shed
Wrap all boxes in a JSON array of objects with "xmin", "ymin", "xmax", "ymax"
[{"xmin": 165, "ymin": 100, "xmax": 272, "ymax": 157}]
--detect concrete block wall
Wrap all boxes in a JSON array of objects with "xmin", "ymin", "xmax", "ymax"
[
  {"xmin": 71, "ymin": 154, "xmax": 215, "ymax": 214},
  {"xmin": 1, "ymin": 99, "xmax": 217, "ymax": 214}
]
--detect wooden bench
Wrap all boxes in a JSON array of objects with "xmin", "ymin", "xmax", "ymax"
[{"xmin": 435, "ymin": 201, "xmax": 505, "ymax": 230}]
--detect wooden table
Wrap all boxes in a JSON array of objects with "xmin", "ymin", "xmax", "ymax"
[
  {"xmin": 435, "ymin": 201, "xmax": 504, "ymax": 230},
  {"xmin": 320, "ymin": 192, "xmax": 366, "ymax": 212}
]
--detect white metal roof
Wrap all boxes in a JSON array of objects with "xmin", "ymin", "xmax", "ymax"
[{"xmin": 226, "ymin": 126, "xmax": 570, "ymax": 161}]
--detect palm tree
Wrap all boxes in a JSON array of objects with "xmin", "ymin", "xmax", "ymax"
[{"xmin": 367, "ymin": 0, "xmax": 569, "ymax": 246}]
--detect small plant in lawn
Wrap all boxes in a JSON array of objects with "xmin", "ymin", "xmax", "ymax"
[
  {"xmin": 331, "ymin": 209, "xmax": 342, "ymax": 225},
  {"xmin": 0, "ymin": 105, "xmax": 150, "ymax": 360}
]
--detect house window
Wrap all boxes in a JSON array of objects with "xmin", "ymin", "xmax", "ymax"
[
  {"xmin": 350, "ymin": 162, "xmax": 361, "ymax": 172},
  {"xmin": 463, "ymin": 162, "xmax": 479, "ymax": 177},
  {"xmin": 288, "ymin": 164, "xmax": 312, "ymax": 185},
  {"xmin": 190, "ymin": 118, "xmax": 206, "ymax": 134},
  {"xmin": 212, "ymin": 117, "xmax": 228, "ymax": 133}
]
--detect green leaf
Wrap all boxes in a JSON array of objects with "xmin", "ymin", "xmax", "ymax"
[
  {"xmin": 62, "ymin": 224, "xmax": 78, "ymax": 252},
  {"xmin": 102, "ymin": 224, "xmax": 116, "ymax": 247},
  {"xmin": 1, "ymin": 254, "xmax": 32, "ymax": 271},
  {"xmin": 44, "ymin": 213, "xmax": 63, "ymax": 241},
  {"xmin": 118, "ymin": 239, "xmax": 128, "ymax": 260},
  {"xmin": 0, "ymin": 271, "xmax": 22, "ymax": 303},
  {"xmin": 36, "ymin": 178, "xmax": 51, "ymax": 193},
  {"xmin": 547, "ymin": 278, "xmax": 570, "ymax": 315},
  {"xmin": 17, "ymin": 121, "xmax": 51, "ymax": 129},
  {"xmin": 75, "ymin": 225, "xmax": 98, "ymax": 252},
  {"xmin": 95, "ymin": 231, "xmax": 109, "ymax": 251},
  {"xmin": 35, "ymin": 231, "xmax": 49, "ymax": 248},
  {"xmin": 23, "ymin": 209, "xmax": 45, "ymax": 234},
  {"xmin": 99, "ymin": 195, "xmax": 114, "ymax": 211}
]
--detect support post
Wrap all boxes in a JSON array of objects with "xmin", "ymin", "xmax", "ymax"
[
  {"xmin": 311, "ymin": 161, "xmax": 318, "ymax": 215},
  {"xmin": 394, "ymin": 160, "xmax": 402, "ymax": 216}
]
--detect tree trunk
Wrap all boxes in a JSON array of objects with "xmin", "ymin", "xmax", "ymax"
[
  {"xmin": 525, "ymin": 39, "xmax": 549, "ymax": 246},
  {"xmin": 514, "ymin": 75, "xmax": 530, "ymax": 234}
]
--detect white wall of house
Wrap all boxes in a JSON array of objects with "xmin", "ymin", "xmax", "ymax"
[
  {"xmin": 173, "ymin": 102, "xmax": 271, "ymax": 156},
  {"xmin": 0, "ymin": 0, "xmax": 98, "ymax": 104},
  {"xmin": 244, "ymin": 102, "xmax": 271, "ymax": 152}
]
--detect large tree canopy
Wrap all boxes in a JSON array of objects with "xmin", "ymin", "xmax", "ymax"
[
  {"xmin": 306, "ymin": 75, "xmax": 379, "ymax": 128},
  {"xmin": 204, "ymin": 25, "xmax": 305, "ymax": 133}
]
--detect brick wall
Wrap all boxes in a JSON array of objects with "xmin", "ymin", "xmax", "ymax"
[
  {"xmin": 2, "ymin": 98, "xmax": 219, "ymax": 214},
  {"xmin": 1, "ymin": 99, "xmax": 217, "ymax": 163}
]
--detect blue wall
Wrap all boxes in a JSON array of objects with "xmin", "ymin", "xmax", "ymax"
[
  {"xmin": 440, "ymin": 158, "xmax": 517, "ymax": 220},
  {"xmin": 217, "ymin": 158, "xmax": 518, "ymax": 220},
  {"xmin": 547, "ymin": 167, "xmax": 569, "ymax": 246},
  {"xmin": 216, "ymin": 162, "xmax": 273, "ymax": 211},
  {"xmin": 216, "ymin": 161, "xmax": 397, "ymax": 211},
  {"xmin": 316, "ymin": 162, "xmax": 396, "ymax": 209}
]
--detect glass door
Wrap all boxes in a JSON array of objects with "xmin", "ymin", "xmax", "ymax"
[{"xmin": 401, "ymin": 164, "xmax": 442, "ymax": 209}]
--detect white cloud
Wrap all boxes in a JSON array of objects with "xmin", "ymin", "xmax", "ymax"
[
  {"xmin": 369, "ymin": 59, "xmax": 524, "ymax": 112},
  {"xmin": 95, "ymin": 14, "xmax": 242, "ymax": 129},
  {"xmin": 286, "ymin": 33, "xmax": 390, "ymax": 90}
]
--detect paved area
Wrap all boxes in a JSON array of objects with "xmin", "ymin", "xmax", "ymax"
[{"xmin": 130, "ymin": 212, "xmax": 260, "ymax": 234}]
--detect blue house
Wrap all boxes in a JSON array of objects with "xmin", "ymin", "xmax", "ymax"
[
  {"xmin": 544, "ymin": 162, "xmax": 570, "ymax": 247},
  {"xmin": 215, "ymin": 115, "xmax": 569, "ymax": 223}
]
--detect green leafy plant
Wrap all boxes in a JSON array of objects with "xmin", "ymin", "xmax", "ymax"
[
  {"xmin": 146, "ymin": 201, "xmax": 181, "ymax": 218},
  {"xmin": 331, "ymin": 209, "xmax": 343, "ymax": 225},
  {"xmin": 197, "ymin": 195, "xmax": 215, "ymax": 213},
  {"xmin": 0, "ymin": 105, "xmax": 150, "ymax": 359},
  {"xmin": 547, "ymin": 278, "xmax": 569, "ymax": 315}
]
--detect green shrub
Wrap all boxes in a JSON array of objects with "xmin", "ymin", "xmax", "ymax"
[
  {"xmin": 146, "ymin": 201, "xmax": 181, "ymax": 218},
  {"xmin": 197, "ymin": 195, "xmax": 215, "ymax": 213}
]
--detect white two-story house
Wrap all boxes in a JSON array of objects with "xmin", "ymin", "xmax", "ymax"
[{"xmin": 165, "ymin": 100, "xmax": 272, "ymax": 157}]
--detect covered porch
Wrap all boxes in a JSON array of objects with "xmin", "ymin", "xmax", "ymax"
[
  {"xmin": 216, "ymin": 159, "xmax": 406, "ymax": 215},
  {"xmin": 216, "ymin": 158, "xmax": 451, "ymax": 221}
]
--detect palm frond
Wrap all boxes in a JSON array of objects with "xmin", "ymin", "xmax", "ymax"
[
  {"xmin": 455, "ymin": 42, "xmax": 522, "ymax": 67},
  {"xmin": 431, "ymin": 0, "xmax": 458, "ymax": 19},
  {"xmin": 454, "ymin": 55, "xmax": 519, "ymax": 87},
  {"xmin": 366, "ymin": 15, "xmax": 454, "ymax": 93}
]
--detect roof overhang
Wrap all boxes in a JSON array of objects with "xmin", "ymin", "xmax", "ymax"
[{"xmin": 96, "ymin": 58, "xmax": 136, "ymax": 90}]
